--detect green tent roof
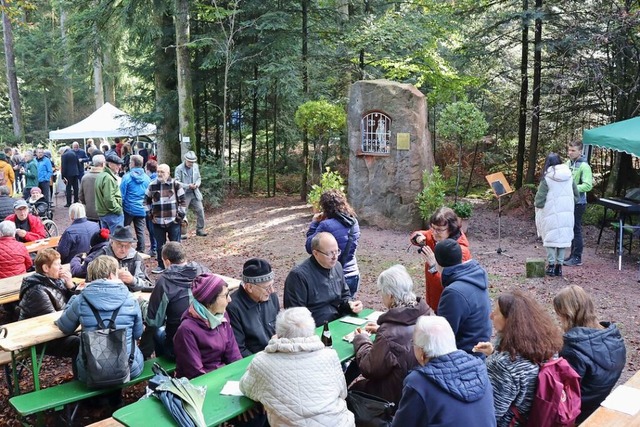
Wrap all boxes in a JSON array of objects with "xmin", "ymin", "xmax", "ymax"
[{"xmin": 583, "ymin": 116, "xmax": 640, "ymax": 157}]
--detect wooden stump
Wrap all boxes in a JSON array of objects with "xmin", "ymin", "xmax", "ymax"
[{"xmin": 526, "ymin": 258, "xmax": 546, "ymax": 278}]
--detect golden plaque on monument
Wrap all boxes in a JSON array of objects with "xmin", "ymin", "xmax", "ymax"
[{"xmin": 396, "ymin": 133, "xmax": 410, "ymax": 150}]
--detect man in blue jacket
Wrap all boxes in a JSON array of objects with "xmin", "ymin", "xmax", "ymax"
[
  {"xmin": 435, "ymin": 238, "xmax": 492, "ymax": 357},
  {"xmin": 392, "ymin": 315, "xmax": 496, "ymax": 426},
  {"xmin": 120, "ymin": 155, "xmax": 150, "ymax": 252},
  {"xmin": 35, "ymin": 148, "xmax": 53, "ymax": 207}
]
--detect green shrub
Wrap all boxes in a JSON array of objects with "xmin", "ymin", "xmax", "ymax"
[
  {"xmin": 307, "ymin": 167, "xmax": 345, "ymax": 211},
  {"xmin": 416, "ymin": 166, "xmax": 446, "ymax": 221},
  {"xmin": 199, "ymin": 157, "xmax": 231, "ymax": 209},
  {"xmin": 449, "ymin": 200, "xmax": 473, "ymax": 219},
  {"xmin": 583, "ymin": 203, "xmax": 612, "ymax": 226}
]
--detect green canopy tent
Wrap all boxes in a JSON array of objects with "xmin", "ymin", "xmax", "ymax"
[
  {"xmin": 583, "ymin": 116, "xmax": 640, "ymax": 156},
  {"xmin": 583, "ymin": 116, "xmax": 640, "ymax": 271}
]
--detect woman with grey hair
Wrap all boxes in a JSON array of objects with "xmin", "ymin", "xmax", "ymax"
[
  {"xmin": 0, "ymin": 220, "xmax": 32, "ymax": 277},
  {"xmin": 240, "ymin": 307, "xmax": 354, "ymax": 426},
  {"xmin": 57, "ymin": 202, "xmax": 100, "ymax": 263},
  {"xmin": 347, "ymin": 264, "xmax": 432, "ymax": 405}
]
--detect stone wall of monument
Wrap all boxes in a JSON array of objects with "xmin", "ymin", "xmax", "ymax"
[{"xmin": 347, "ymin": 80, "xmax": 433, "ymax": 230}]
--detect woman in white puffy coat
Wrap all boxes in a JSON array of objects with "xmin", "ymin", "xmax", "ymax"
[
  {"xmin": 534, "ymin": 152, "xmax": 579, "ymax": 277},
  {"xmin": 240, "ymin": 307, "xmax": 354, "ymax": 427}
]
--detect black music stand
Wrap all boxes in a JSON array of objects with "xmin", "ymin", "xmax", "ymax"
[{"xmin": 486, "ymin": 172, "xmax": 514, "ymax": 257}]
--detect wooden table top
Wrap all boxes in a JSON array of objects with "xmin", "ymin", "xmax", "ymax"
[
  {"xmin": 581, "ymin": 370, "xmax": 640, "ymax": 426},
  {"xmin": 24, "ymin": 236, "xmax": 61, "ymax": 253},
  {"xmin": 0, "ymin": 311, "xmax": 67, "ymax": 352},
  {"xmin": 113, "ymin": 308, "xmax": 374, "ymax": 427}
]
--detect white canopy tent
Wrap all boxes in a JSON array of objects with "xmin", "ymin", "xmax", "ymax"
[{"xmin": 48, "ymin": 102, "xmax": 156, "ymax": 140}]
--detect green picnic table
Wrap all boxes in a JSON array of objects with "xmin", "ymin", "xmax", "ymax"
[{"xmin": 112, "ymin": 308, "xmax": 375, "ymax": 427}]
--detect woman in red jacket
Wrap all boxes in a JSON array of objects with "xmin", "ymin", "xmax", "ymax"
[
  {"xmin": 0, "ymin": 220, "xmax": 32, "ymax": 277},
  {"xmin": 409, "ymin": 207, "xmax": 471, "ymax": 312}
]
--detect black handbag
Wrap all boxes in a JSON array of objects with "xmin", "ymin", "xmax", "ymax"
[
  {"xmin": 81, "ymin": 298, "xmax": 135, "ymax": 389},
  {"xmin": 346, "ymin": 390, "xmax": 395, "ymax": 427}
]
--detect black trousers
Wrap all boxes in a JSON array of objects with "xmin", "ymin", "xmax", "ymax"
[{"xmin": 65, "ymin": 175, "xmax": 79, "ymax": 205}]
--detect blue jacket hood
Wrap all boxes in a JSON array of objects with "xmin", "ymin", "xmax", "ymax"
[
  {"xmin": 417, "ymin": 350, "xmax": 491, "ymax": 402},
  {"xmin": 129, "ymin": 167, "xmax": 148, "ymax": 183},
  {"xmin": 81, "ymin": 279, "xmax": 131, "ymax": 311},
  {"xmin": 563, "ymin": 322, "xmax": 626, "ymax": 372},
  {"xmin": 441, "ymin": 259, "xmax": 488, "ymax": 291}
]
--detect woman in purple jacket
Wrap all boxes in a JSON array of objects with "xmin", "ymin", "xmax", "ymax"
[
  {"xmin": 173, "ymin": 273, "xmax": 242, "ymax": 379},
  {"xmin": 306, "ymin": 189, "xmax": 361, "ymax": 296}
]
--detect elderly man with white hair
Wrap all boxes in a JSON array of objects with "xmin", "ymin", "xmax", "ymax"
[
  {"xmin": 391, "ymin": 315, "xmax": 496, "ymax": 427},
  {"xmin": 240, "ymin": 307, "xmax": 355, "ymax": 426},
  {"xmin": 0, "ymin": 220, "xmax": 32, "ymax": 278},
  {"xmin": 57, "ymin": 203, "xmax": 100, "ymax": 264},
  {"xmin": 145, "ymin": 163, "xmax": 186, "ymax": 274},
  {"xmin": 79, "ymin": 154, "xmax": 105, "ymax": 222}
]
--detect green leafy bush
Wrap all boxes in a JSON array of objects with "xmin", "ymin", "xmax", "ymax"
[
  {"xmin": 449, "ymin": 201, "xmax": 473, "ymax": 219},
  {"xmin": 307, "ymin": 167, "xmax": 345, "ymax": 211},
  {"xmin": 583, "ymin": 203, "xmax": 612, "ymax": 226},
  {"xmin": 416, "ymin": 166, "xmax": 446, "ymax": 221},
  {"xmin": 199, "ymin": 157, "xmax": 231, "ymax": 209}
]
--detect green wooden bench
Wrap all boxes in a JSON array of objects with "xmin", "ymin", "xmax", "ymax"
[{"xmin": 10, "ymin": 356, "xmax": 176, "ymax": 426}]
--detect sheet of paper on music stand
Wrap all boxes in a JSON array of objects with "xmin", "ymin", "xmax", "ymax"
[
  {"xmin": 339, "ymin": 316, "xmax": 368, "ymax": 325},
  {"xmin": 220, "ymin": 381, "xmax": 244, "ymax": 396},
  {"xmin": 485, "ymin": 172, "xmax": 513, "ymax": 197},
  {"xmin": 600, "ymin": 385, "xmax": 640, "ymax": 415}
]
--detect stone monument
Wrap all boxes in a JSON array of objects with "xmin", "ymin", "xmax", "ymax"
[{"xmin": 347, "ymin": 79, "xmax": 433, "ymax": 230}]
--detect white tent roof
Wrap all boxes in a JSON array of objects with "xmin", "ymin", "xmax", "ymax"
[{"xmin": 49, "ymin": 102, "xmax": 156, "ymax": 140}]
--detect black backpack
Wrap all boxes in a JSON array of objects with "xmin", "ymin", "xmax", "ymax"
[{"xmin": 81, "ymin": 298, "xmax": 135, "ymax": 389}]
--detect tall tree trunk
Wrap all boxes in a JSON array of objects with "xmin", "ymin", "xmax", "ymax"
[
  {"xmin": 300, "ymin": 0, "xmax": 310, "ymax": 201},
  {"xmin": 525, "ymin": 0, "xmax": 542, "ymax": 185},
  {"xmin": 237, "ymin": 83, "xmax": 242, "ymax": 189},
  {"xmin": 175, "ymin": 0, "xmax": 196, "ymax": 160},
  {"xmin": 250, "ymin": 64, "xmax": 258, "ymax": 193},
  {"xmin": 93, "ymin": 48, "xmax": 104, "ymax": 108},
  {"xmin": 265, "ymin": 93, "xmax": 270, "ymax": 196},
  {"xmin": 515, "ymin": 0, "xmax": 529, "ymax": 189},
  {"xmin": 103, "ymin": 49, "xmax": 116, "ymax": 105},
  {"xmin": 272, "ymin": 80, "xmax": 278, "ymax": 196},
  {"xmin": 154, "ymin": 0, "xmax": 179, "ymax": 164},
  {"xmin": 60, "ymin": 7, "xmax": 74, "ymax": 123},
  {"xmin": 1, "ymin": 1, "xmax": 23, "ymax": 140}
]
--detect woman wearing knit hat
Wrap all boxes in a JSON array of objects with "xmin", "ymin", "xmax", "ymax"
[{"xmin": 173, "ymin": 273, "xmax": 242, "ymax": 379}]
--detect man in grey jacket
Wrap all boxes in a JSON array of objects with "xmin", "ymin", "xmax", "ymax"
[{"xmin": 174, "ymin": 151, "xmax": 207, "ymax": 237}]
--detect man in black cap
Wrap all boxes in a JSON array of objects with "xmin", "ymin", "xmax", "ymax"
[
  {"xmin": 70, "ymin": 224, "xmax": 151, "ymax": 292},
  {"xmin": 95, "ymin": 154, "xmax": 124, "ymax": 233},
  {"xmin": 145, "ymin": 242, "xmax": 209, "ymax": 358},
  {"xmin": 434, "ymin": 238, "xmax": 492, "ymax": 357},
  {"xmin": 227, "ymin": 258, "xmax": 280, "ymax": 357}
]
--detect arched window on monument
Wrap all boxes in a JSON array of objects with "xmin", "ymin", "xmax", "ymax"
[{"xmin": 360, "ymin": 111, "xmax": 391, "ymax": 155}]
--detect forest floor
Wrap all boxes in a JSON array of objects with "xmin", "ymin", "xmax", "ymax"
[{"xmin": 1, "ymin": 192, "xmax": 639, "ymax": 425}]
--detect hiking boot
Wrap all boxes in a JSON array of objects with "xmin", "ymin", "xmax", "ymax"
[
  {"xmin": 564, "ymin": 256, "xmax": 582, "ymax": 266},
  {"xmin": 196, "ymin": 230, "xmax": 208, "ymax": 237},
  {"xmin": 147, "ymin": 249, "xmax": 157, "ymax": 258},
  {"xmin": 151, "ymin": 267, "xmax": 165, "ymax": 274},
  {"xmin": 546, "ymin": 265, "xmax": 555, "ymax": 276},
  {"xmin": 554, "ymin": 264, "xmax": 562, "ymax": 277}
]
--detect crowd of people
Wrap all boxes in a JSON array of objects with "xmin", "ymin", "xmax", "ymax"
[{"xmin": 0, "ymin": 138, "xmax": 628, "ymax": 426}]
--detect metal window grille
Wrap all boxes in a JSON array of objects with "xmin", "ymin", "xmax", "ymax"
[{"xmin": 361, "ymin": 112, "xmax": 391, "ymax": 154}]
